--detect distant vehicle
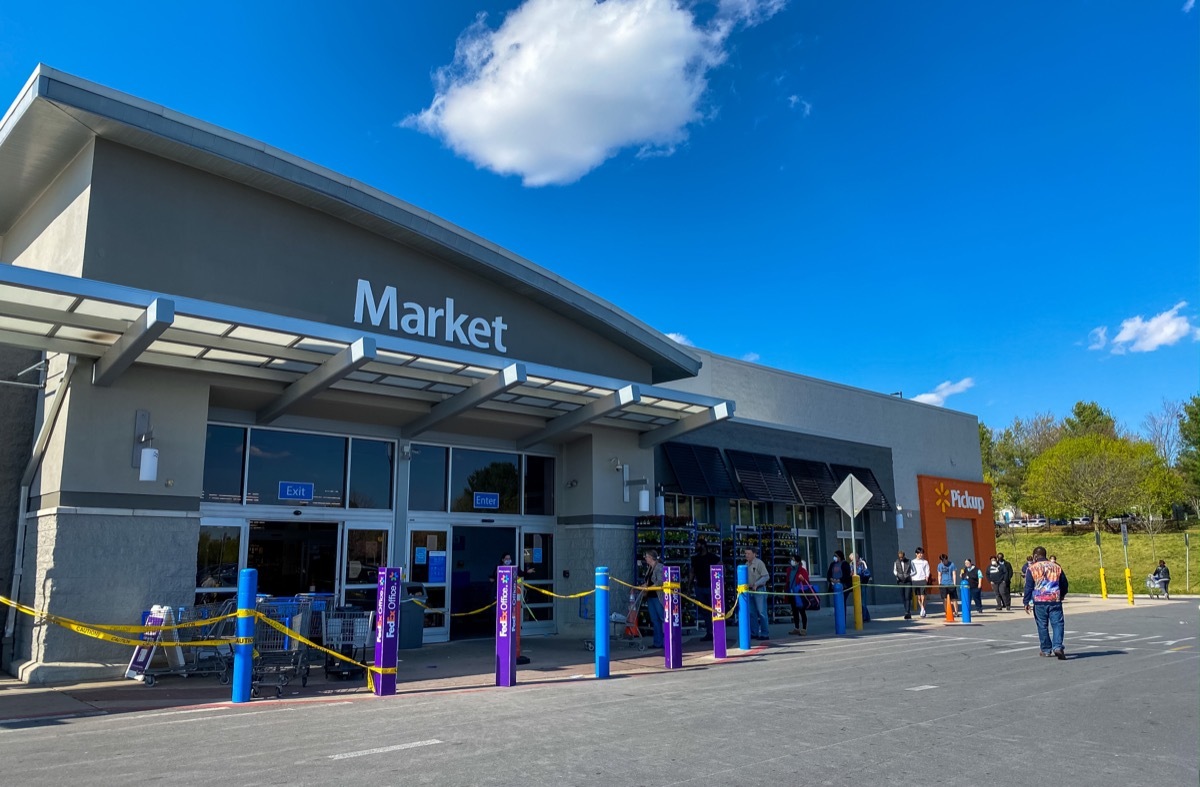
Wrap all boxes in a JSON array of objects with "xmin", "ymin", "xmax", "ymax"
[
  {"xmin": 1107, "ymin": 513, "xmax": 1136, "ymax": 525},
  {"xmin": 1048, "ymin": 518, "xmax": 1067, "ymax": 526},
  {"xmin": 1071, "ymin": 516, "xmax": 1093, "ymax": 526},
  {"xmin": 1027, "ymin": 516, "xmax": 1048, "ymax": 527}
]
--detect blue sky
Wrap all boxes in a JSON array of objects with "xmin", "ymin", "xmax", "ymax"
[{"xmin": 0, "ymin": 1, "xmax": 1196, "ymax": 436}]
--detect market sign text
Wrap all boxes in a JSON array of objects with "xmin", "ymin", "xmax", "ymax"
[{"xmin": 354, "ymin": 279, "xmax": 509, "ymax": 353}]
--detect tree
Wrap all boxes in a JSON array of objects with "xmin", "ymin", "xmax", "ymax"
[
  {"xmin": 1137, "ymin": 460, "xmax": 1185, "ymax": 558},
  {"xmin": 1024, "ymin": 435, "xmax": 1145, "ymax": 525},
  {"xmin": 1142, "ymin": 398, "xmax": 1183, "ymax": 465},
  {"xmin": 1177, "ymin": 395, "xmax": 1200, "ymax": 516},
  {"xmin": 992, "ymin": 412, "xmax": 1061, "ymax": 512},
  {"xmin": 1062, "ymin": 401, "xmax": 1118, "ymax": 441}
]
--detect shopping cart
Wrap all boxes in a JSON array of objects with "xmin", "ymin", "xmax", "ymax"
[
  {"xmin": 1145, "ymin": 574, "xmax": 1165, "ymax": 598},
  {"xmin": 322, "ymin": 607, "xmax": 375, "ymax": 680},
  {"xmin": 252, "ymin": 598, "xmax": 312, "ymax": 698},
  {"xmin": 581, "ymin": 588, "xmax": 647, "ymax": 653},
  {"xmin": 138, "ymin": 600, "xmax": 236, "ymax": 687}
]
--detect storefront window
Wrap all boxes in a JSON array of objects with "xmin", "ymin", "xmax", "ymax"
[
  {"xmin": 349, "ymin": 439, "xmax": 394, "ymax": 509},
  {"xmin": 245, "ymin": 430, "xmax": 347, "ymax": 507},
  {"xmin": 409, "ymin": 444, "xmax": 448, "ymax": 511},
  {"xmin": 523, "ymin": 455, "xmax": 555, "ymax": 516},
  {"xmin": 450, "ymin": 448, "xmax": 519, "ymax": 513},
  {"xmin": 196, "ymin": 524, "xmax": 240, "ymax": 601},
  {"xmin": 202, "ymin": 425, "xmax": 246, "ymax": 503}
]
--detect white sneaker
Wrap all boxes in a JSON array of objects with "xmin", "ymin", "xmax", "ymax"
[{"xmin": 919, "ymin": 610, "xmax": 927, "ymax": 618}]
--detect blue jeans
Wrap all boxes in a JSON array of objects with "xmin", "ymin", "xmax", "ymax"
[
  {"xmin": 970, "ymin": 588, "xmax": 983, "ymax": 613},
  {"xmin": 747, "ymin": 592, "xmax": 770, "ymax": 638},
  {"xmin": 1032, "ymin": 602, "xmax": 1065, "ymax": 653},
  {"xmin": 647, "ymin": 594, "xmax": 665, "ymax": 647}
]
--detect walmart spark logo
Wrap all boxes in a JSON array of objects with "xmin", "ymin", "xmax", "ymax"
[{"xmin": 934, "ymin": 482, "xmax": 950, "ymax": 514}]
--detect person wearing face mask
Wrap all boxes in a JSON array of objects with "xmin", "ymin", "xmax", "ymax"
[
  {"xmin": 826, "ymin": 550, "xmax": 853, "ymax": 609},
  {"xmin": 995, "ymin": 553, "xmax": 1013, "ymax": 611},
  {"xmin": 640, "ymin": 549, "xmax": 666, "ymax": 649},
  {"xmin": 785, "ymin": 554, "xmax": 811, "ymax": 635},
  {"xmin": 987, "ymin": 556, "xmax": 1005, "ymax": 610},
  {"xmin": 491, "ymin": 552, "xmax": 534, "ymax": 584}
]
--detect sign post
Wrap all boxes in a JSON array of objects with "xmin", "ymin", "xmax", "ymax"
[
  {"xmin": 832, "ymin": 473, "xmax": 873, "ymax": 631},
  {"xmin": 495, "ymin": 565, "xmax": 517, "ymax": 687},
  {"xmin": 1186, "ymin": 533, "xmax": 1191, "ymax": 593},
  {"xmin": 1094, "ymin": 527, "xmax": 1107, "ymax": 600},
  {"xmin": 664, "ymin": 565, "xmax": 683, "ymax": 669},
  {"xmin": 710, "ymin": 565, "xmax": 727, "ymax": 659},
  {"xmin": 373, "ymin": 567, "xmax": 402, "ymax": 696},
  {"xmin": 1121, "ymin": 523, "xmax": 1134, "ymax": 606}
]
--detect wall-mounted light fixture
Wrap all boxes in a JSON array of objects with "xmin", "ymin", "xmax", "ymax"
[
  {"xmin": 654, "ymin": 484, "xmax": 666, "ymax": 517},
  {"xmin": 132, "ymin": 409, "xmax": 158, "ymax": 482},
  {"xmin": 621, "ymin": 464, "xmax": 650, "ymax": 513}
]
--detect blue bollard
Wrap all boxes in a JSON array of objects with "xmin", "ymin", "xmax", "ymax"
[
  {"xmin": 959, "ymin": 580, "xmax": 972, "ymax": 623},
  {"xmin": 737, "ymin": 565, "xmax": 751, "ymax": 650},
  {"xmin": 595, "ymin": 566, "xmax": 609, "ymax": 679},
  {"xmin": 833, "ymin": 582, "xmax": 846, "ymax": 636},
  {"xmin": 232, "ymin": 568, "xmax": 257, "ymax": 703}
]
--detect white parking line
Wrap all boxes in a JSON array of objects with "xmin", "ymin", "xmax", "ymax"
[
  {"xmin": 994, "ymin": 645, "xmax": 1042, "ymax": 655},
  {"xmin": 329, "ymin": 739, "xmax": 443, "ymax": 760},
  {"xmin": 905, "ymin": 685, "xmax": 937, "ymax": 691}
]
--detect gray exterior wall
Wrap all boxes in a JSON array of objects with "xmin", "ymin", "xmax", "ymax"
[
  {"xmin": 11, "ymin": 510, "xmax": 199, "ymax": 684},
  {"xmin": 0, "ymin": 347, "xmax": 39, "ymax": 613},
  {"xmin": 663, "ymin": 350, "xmax": 983, "ymax": 528},
  {"xmin": 81, "ymin": 140, "xmax": 655, "ymax": 384}
]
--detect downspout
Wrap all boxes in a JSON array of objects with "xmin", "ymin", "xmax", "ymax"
[{"xmin": 4, "ymin": 355, "xmax": 76, "ymax": 643}]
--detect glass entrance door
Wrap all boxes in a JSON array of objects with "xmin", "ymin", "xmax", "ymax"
[
  {"xmin": 248, "ymin": 520, "xmax": 340, "ymax": 597},
  {"xmin": 342, "ymin": 525, "xmax": 389, "ymax": 609},
  {"xmin": 409, "ymin": 528, "xmax": 450, "ymax": 642},
  {"xmin": 520, "ymin": 528, "xmax": 554, "ymax": 632}
]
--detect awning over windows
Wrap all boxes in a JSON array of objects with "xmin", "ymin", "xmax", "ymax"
[
  {"xmin": 780, "ymin": 457, "xmax": 839, "ymax": 507},
  {"xmin": 661, "ymin": 442, "xmax": 739, "ymax": 498},
  {"xmin": 725, "ymin": 450, "xmax": 798, "ymax": 504},
  {"xmin": 828, "ymin": 464, "xmax": 892, "ymax": 511},
  {"xmin": 0, "ymin": 265, "xmax": 733, "ymax": 447}
]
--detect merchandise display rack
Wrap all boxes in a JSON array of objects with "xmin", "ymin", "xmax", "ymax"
[{"xmin": 633, "ymin": 516, "xmax": 721, "ymax": 632}]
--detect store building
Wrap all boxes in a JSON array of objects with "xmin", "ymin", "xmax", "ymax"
[{"xmin": 0, "ymin": 67, "xmax": 992, "ymax": 683}]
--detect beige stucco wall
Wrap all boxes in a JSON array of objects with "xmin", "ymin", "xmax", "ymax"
[{"xmin": 0, "ymin": 140, "xmax": 93, "ymax": 274}]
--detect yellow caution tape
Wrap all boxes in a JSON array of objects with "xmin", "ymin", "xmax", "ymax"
[
  {"xmin": 410, "ymin": 598, "xmax": 497, "ymax": 618},
  {"xmin": 521, "ymin": 584, "xmax": 596, "ymax": 600},
  {"xmin": 661, "ymin": 581, "xmax": 680, "ymax": 591},
  {"xmin": 0, "ymin": 595, "xmax": 236, "ymax": 634},
  {"xmin": 736, "ymin": 584, "xmax": 749, "ymax": 593}
]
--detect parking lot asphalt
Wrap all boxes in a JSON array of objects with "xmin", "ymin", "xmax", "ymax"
[{"xmin": 1, "ymin": 596, "xmax": 1195, "ymax": 785}]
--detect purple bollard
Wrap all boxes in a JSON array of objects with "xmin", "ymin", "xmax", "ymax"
[
  {"xmin": 710, "ymin": 565, "xmax": 727, "ymax": 659},
  {"xmin": 373, "ymin": 567, "xmax": 402, "ymax": 696},
  {"xmin": 495, "ymin": 565, "xmax": 517, "ymax": 687},
  {"xmin": 664, "ymin": 565, "xmax": 683, "ymax": 669}
]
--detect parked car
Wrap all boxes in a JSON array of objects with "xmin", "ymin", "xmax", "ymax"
[
  {"xmin": 1071, "ymin": 516, "xmax": 1093, "ymax": 526},
  {"xmin": 1027, "ymin": 516, "xmax": 1048, "ymax": 527},
  {"xmin": 1048, "ymin": 518, "xmax": 1067, "ymax": 526},
  {"xmin": 1107, "ymin": 513, "xmax": 1136, "ymax": 525}
]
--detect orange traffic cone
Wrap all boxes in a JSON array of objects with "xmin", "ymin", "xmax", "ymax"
[{"xmin": 944, "ymin": 600, "xmax": 954, "ymax": 623}]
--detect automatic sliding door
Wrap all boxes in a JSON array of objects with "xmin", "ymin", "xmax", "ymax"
[
  {"xmin": 409, "ymin": 528, "xmax": 449, "ymax": 642},
  {"xmin": 342, "ymin": 525, "xmax": 389, "ymax": 609},
  {"xmin": 521, "ymin": 529, "xmax": 554, "ymax": 631}
]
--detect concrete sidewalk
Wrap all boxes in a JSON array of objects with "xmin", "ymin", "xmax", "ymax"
[{"xmin": 0, "ymin": 594, "xmax": 1135, "ymax": 725}]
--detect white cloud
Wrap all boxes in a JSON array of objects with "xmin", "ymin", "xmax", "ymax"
[
  {"xmin": 1110, "ymin": 301, "xmax": 1198, "ymax": 354},
  {"xmin": 1086, "ymin": 326, "xmax": 1107, "ymax": 351},
  {"xmin": 666, "ymin": 332, "xmax": 694, "ymax": 346},
  {"xmin": 912, "ymin": 377, "xmax": 975, "ymax": 407},
  {"xmin": 1185, "ymin": 0, "xmax": 1195, "ymax": 13},
  {"xmin": 404, "ymin": 0, "xmax": 787, "ymax": 186},
  {"xmin": 787, "ymin": 94, "xmax": 812, "ymax": 116},
  {"xmin": 741, "ymin": 352, "xmax": 760, "ymax": 362}
]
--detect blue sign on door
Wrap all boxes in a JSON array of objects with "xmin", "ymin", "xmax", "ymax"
[
  {"xmin": 428, "ymin": 551, "xmax": 447, "ymax": 583},
  {"xmin": 415, "ymin": 547, "xmax": 428, "ymax": 565},
  {"xmin": 474, "ymin": 491, "xmax": 500, "ymax": 509},
  {"xmin": 278, "ymin": 482, "xmax": 314, "ymax": 502}
]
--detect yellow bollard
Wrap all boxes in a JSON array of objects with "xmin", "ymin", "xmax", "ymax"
[
  {"xmin": 1123, "ymin": 567, "xmax": 1134, "ymax": 606},
  {"xmin": 851, "ymin": 574, "xmax": 864, "ymax": 631},
  {"xmin": 1098, "ymin": 567, "xmax": 1108, "ymax": 600}
]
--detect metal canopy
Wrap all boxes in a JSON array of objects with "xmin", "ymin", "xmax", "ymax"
[{"xmin": 0, "ymin": 265, "xmax": 733, "ymax": 444}]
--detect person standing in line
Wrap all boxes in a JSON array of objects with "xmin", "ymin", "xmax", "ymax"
[
  {"xmin": 937, "ymin": 554, "xmax": 958, "ymax": 618},
  {"xmin": 962, "ymin": 558, "xmax": 984, "ymax": 613},
  {"xmin": 1152, "ymin": 560, "xmax": 1171, "ymax": 599},
  {"xmin": 1023, "ymin": 546, "xmax": 1069, "ymax": 659},
  {"xmin": 639, "ymin": 550, "xmax": 666, "ymax": 650},
  {"xmin": 826, "ymin": 550, "xmax": 853, "ymax": 610},
  {"xmin": 910, "ymin": 548, "xmax": 931, "ymax": 618},
  {"xmin": 690, "ymin": 539, "xmax": 722, "ymax": 640},
  {"xmin": 987, "ymin": 556, "xmax": 1004, "ymax": 610},
  {"xmin": 744, "ymin": 547, "xmax": 772, "ymax": 641},
  {"xmin": 995, "ymin": 553, "xmax": 1014, "ymax": 611},
  {"xmin": 786, "ymin": 554, "xmax": 810, "ymax": 636},
  {"xmin": 894, "ymin": 550, "xmax": 914, "ymax": 620},
  {"xmin": 849, "ymin": 551, "xmax": 871, "ymax": 622}
]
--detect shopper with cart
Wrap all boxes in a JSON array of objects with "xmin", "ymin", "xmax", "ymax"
[
  {"xmin": 1151, "ymin": 560, "xmax": 1171, "ymax": 599},
  {"xmin": 640, "ymin": 549, "xmax": 666, "ymax": 649}
]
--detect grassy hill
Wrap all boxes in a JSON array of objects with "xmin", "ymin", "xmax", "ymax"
[{"xmin": 998, "ymin": 527, "xmax": 1196, "ymax": 597}]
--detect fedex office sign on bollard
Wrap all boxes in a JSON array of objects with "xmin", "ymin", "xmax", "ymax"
[
  {"xmin": 373, "ymin": 567, "xmax": 402, "ymax": 696},
  {"xmin": 495, "ymin": 565, "xmax": 517, "ymax": 687},
  {"xmin": 710, "ymin": 566, "xmax": 727, "ymax": 660}
]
